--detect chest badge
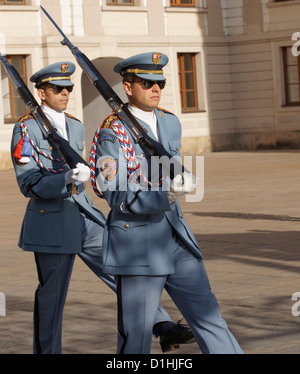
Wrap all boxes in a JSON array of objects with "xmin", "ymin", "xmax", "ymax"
[{"xmin": 100, "ymin": 157, "xmax": 118, "ymax": 182}]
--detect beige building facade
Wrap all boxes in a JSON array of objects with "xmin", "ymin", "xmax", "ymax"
[{"xmin": 0, "ymin": 0, "xmax": 300, "ymax": 170}]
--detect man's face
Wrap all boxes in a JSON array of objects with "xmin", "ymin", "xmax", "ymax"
[
  {"xmin": 38, "ymin": 84, "xmax": 72, "ymax": 112},
  {"xmin": 124, "ymin": 77, "xmax": 164, "ymax": 112}
]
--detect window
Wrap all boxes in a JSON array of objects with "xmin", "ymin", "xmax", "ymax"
[
  {"xmin": 178, "ymin": 53, "xmax": 199, "ymax": 112},
  {"xmin": 170, "ymin": 0, "xmax": 195, "ymax": 6},
  {"xmin": 281, "ymin": 47, "xmax": 300, "ymax": 106},
  {"xmin": 1, "ymin": 55, "xmax": 28, "ymax": 123},
  {"xmin": 0, "ymin": 0, "xmax": 25, "ymax": 4},
  {"xmin": 106, "ymin": 0, "xmax": 134, "ymax": 5}
]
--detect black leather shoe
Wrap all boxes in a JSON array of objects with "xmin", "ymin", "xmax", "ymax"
[{"xmin": 160, "ymin": 319, "xmax": 196, "ymax": 353}]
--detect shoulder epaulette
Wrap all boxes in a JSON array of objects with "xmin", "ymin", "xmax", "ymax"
[
  {"xmin": 101, "ymin": 114, "xmax": 119, "ymax": 130},
  {"xmin": 65, "ymin": 113, "xmax": 81, "ymax": 122},
  {"xmin": 157, "ymin": 107, "xmax": 175, "ymax": 116},
  {"xmin": 17, "ymin": 113, "xmax": 34, "ymax": 123}
]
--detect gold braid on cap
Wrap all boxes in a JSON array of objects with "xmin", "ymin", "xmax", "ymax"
[
  {"xmin": 123, "ymin": 68, "xmax": 164, "ymax": 75},
  {"xmin": 40, "ymin": 76, "xmax": 72, "ymax": 83}
]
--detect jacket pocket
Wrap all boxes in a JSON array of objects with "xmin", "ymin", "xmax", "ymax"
[
  {"xmin": 23, "ymin": 199, "xmax": 63, "ymax": 246},
  {"xmin": 37, "ymin": 139, "xmax": 65, "ymax": 169},
  {"xmin": 105, "ymin": 213, "xmax": 150, "ymax": 267},
  {"xmin": 76, "ymin": 141, "xmax": 84, "ymax": 153},
  {"xmin": 168, "ymin": 139, "xmax": 182, "ymax": 156}
]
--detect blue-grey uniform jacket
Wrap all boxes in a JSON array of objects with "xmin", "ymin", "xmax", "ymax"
[
  {"xmin": 11, "ymin": 113, "xmax": 106, "ymax": 254},
  {"xmin": 95, "ymin": 107, "xmax": 202, "ymax": 276}
]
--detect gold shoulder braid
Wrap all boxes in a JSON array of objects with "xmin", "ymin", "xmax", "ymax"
[
  {"xmin": 65, "ymin": 113, "xmax": 81, "ymax": 122},
  {"xmin": 17, "ymin": 113, "xmax": 34, "ymax": 123},
  {"xmin": 102, "ymin": 114, "xmax": 119, "ymax": 129}
]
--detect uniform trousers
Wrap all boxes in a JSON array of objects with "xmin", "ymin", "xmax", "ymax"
[
  {"xmin": 116, "ymin": 235, "xmax": 243, "ymax": 354},
  {"xmin": 33, "ymin": 211, "xmax": 171, "ymax": 354}
]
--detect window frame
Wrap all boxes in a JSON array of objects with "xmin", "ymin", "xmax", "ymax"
[
  {"xmin": 177, "ymin": 53, "xmax": 200, "ymax": 113},
  {"xmin": 0, "ymin": 0, "xmax": 26, "ymax": 4},
  {"xmin": 280, "ymin": 46, "xmax": 300, "ymax": 106},
  {"xmin": 170, "ymin": 0, "xmax": 195, "ymax": 7},
  {"xmin": 1, "ymin": 55, "xmax": 28, "ymax": 124},
  {"xmin": 106, "ymin": 0, "xmax": 134, "ymax": 5}
]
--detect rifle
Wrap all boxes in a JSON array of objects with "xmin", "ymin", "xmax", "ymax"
[
  {"xmin": 40, "ymin": 6, "xmax": 193, "ymax": 181},
  {"xmin": 0, "ymin": 53, "xmax": 88, "ymax": 169}
]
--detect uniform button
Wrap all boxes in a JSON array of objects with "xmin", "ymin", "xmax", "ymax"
[
  {"xmin": 40, "ymin": 209, "xmax": 45, "ymax": 215},
  {"xmin": 124, "ymin": 224, "xmax": 130, "ymax": 229},
  {"xmin": 141, "ymin": 153, "xmax": 145, "ymax": 158},
  {"xmin": 49, "ymin": 146, "xmax": 53, "ymax": 151},
  {"xmin": 176, "ymin": 147, "xmax": 179, "ymax": 151}
]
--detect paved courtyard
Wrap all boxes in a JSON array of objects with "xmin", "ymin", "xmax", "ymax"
[{"xmin": 0, "ymin": 151, "xmax": 299, "ymax": 355}]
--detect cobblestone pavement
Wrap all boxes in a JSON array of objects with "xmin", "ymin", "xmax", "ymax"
[{"xmin": 0, "ymin": 151, "xmax": 299, "ymax": 354}]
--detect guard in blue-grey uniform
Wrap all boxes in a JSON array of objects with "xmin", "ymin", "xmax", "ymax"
[
  {"xmin": 11, "ymin": 61, "xmax": 194, "ymax": 354},
  {"xmin": 92, "ymin": 52, "xmax": 244, "ymax": 354}
]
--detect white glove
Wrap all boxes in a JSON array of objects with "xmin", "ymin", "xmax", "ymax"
[
  {"xmin": 65, "ymin": 163, "xmax": 90, "ymax": 185},
  {"xmin": 167, "ymin": 172, "xmax": 198, "ymax": 204}
]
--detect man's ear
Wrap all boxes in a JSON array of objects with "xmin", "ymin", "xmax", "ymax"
[
  {"xmin": 123, "ymin": 81, "xmax": 132, "ymax": 97},
  {"xmin": 37, "ymin": 88, "xmax": 46, "ymax": 101}
]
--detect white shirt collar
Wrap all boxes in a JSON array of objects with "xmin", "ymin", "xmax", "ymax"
[
  {"xmin": 128, "ymin": 105, "xmax": 159, "ymax": 140},
  {"xmin": 41, "ymin": 104, "xmax": 68, "ymax": 140}
]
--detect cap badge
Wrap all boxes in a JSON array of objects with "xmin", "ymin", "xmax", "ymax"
[
  {"xmin": 152, "ymin": 53, "xmax": 162, "ymax": 66},
  {"xmin": 61, "ymin": 63, "xmax": 69, "ymax": 74}
]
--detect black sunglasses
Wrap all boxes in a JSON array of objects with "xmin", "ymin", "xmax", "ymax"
[
  {"xmin": 132, "ymin": 79, "xmax": 166, "ymax": 90},
  {"xmin": 46, "ymin": 85, "xmax": 73, "ymax": 94}
]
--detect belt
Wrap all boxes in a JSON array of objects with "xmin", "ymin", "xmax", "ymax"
[{"xmin": 71, "ymin": 182, "xmax": 86, "ymax": 196}]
